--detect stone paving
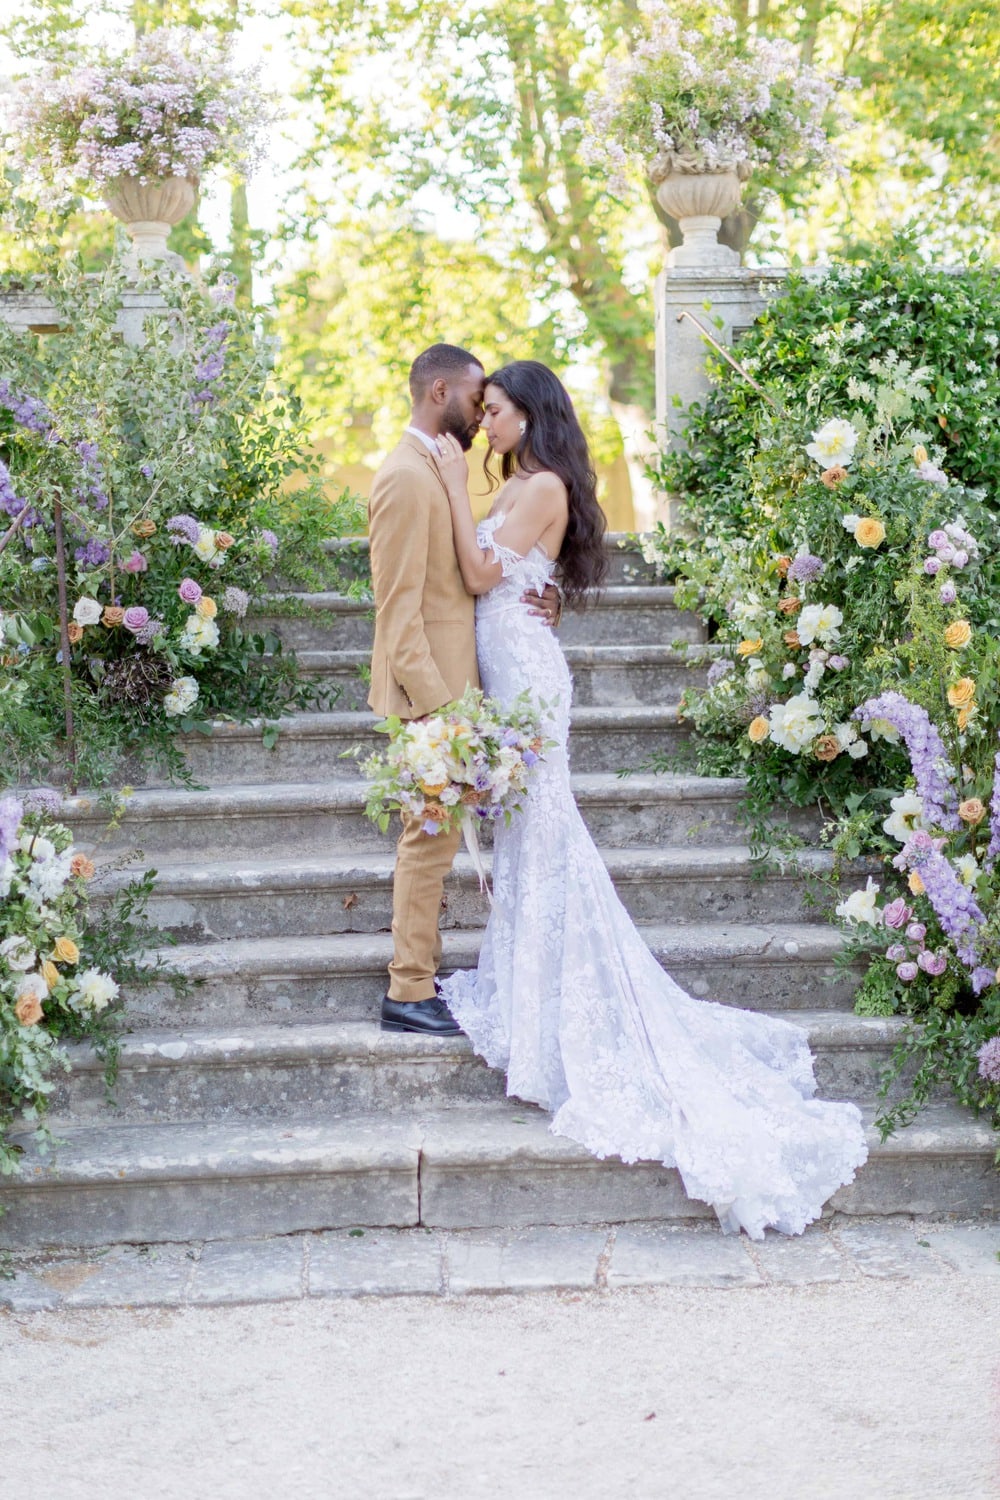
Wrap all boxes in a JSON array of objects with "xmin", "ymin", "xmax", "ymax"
[{"xmin": 3, "ymin": 1213, "xmax": 998, "ymax": 1312}]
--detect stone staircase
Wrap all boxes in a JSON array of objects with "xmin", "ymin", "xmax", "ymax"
[{"xmin": 2, "ymin": 538, "xmax": 997, "ymax": 1249}]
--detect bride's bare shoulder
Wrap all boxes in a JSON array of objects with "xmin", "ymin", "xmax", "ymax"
[{"xmin": 518, "ymin": 469, "xmax": 568, "ymax": 509}]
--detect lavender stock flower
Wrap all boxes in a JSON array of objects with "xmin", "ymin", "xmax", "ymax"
[
  {"xmin": 787, "ymin": 553, "xmax": 824, "ymax": 585},
  {"xmin": 976, "ymin": 1037, "xmax": 1000, "ymax": 1084},
  {"xmin": 855, "ymin": 691, "xmax": 960, "ymax": 831}
]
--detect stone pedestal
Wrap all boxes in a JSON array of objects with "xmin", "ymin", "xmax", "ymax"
[{"xmin": 654, "ymin": 266, "xmax": 791, "ymax": 527}]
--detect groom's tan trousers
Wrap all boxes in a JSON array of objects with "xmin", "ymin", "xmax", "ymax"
[{"xmin": 367, "ymin": 432, "xmax": 479, "ymax": 1002}]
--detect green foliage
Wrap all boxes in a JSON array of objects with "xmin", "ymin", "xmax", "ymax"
[
  {"xmin": 655, "ymin": 250, "xmax": 1000, "ymax": 539},
  {"xmin": 0, "ymin": 799, "xmax": 187, "ymax": 1180},
  {"xmin": 0, "ymin": 251, "xmax": 351, "ymax": 790}
]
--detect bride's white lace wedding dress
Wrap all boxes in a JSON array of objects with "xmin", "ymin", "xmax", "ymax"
[{"xmin": 439, "ymin": 516, "xmax": 869, "ymax": 1239}]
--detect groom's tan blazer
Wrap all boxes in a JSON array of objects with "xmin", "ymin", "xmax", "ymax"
[
  {"xmin": 368, "ymin": 430, "xmax": 479, "ymax": 1002},
  {"xmin": 367, "ymin": 432, "xmax": 479, "ymax": 720}
]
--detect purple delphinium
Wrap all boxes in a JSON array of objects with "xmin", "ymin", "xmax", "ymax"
[
  {"xmin": 0, "ymin": 794, "xmax": 23, "ymax": 863},
  {"xmin": 0, "ymin": 379, "xmax": 58, "ymax": 441},
  {"xmin": 74, "ymin": 537, "xmax": 112, "ymax": 569},
  {"xmin": 167, "ymin": 514, "xmax": 201, "ymax": 545},
  {"xmin": 977, "ymin": 1037, "xmax": 1000, "ymax": 1084},
  {"xmin": 259, "ymin": 528, "xmax": 279, "ymax": 557},
  {"xmin": 855, "ymin": 691, "xmax": 960, "ymax": 832},
  {"xmin": 787, "ymin": 553, "xmax": 824, "ymax": 585},
  {"xmin": 893, "ymin": 830, "xmax": 986, "ymax": 977}
]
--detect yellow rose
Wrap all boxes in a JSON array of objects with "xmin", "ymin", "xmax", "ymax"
[
  {"xmin": 854, "ymin": 517, "xmax": 886, "ymax": 549},
  {"xmin": 959, "ymin": 798, "xmax": 986, "ymax": 825},
  {"xmin": 909, "ymin": 871, "xmax": 925, "ymax": 896},
  {"xmin": 944, "ymin": 619, "xmax": 972, "ymax": 649},
  {"xmin": 196, "ymin": 596, "xmax": 218, "ymax": 620},
  {"xmin": 53, "ymin": 937, "xmax": 80, "ymax": 964},
  {"xmin": 419, "ymin": 781, "xmax": 448, "ymax": 796},
  {"xmin": 957, "ymin": 704, "xmax": 975, "ymax": 732},
  {"xmin": 737, "ymin": 638, "xmax": 764, "ymax": 657},
  {"xmin": 947, "ymin": 677, "xmax": 976, "ymax": 709},
  {"xmin": 41, "ymin": 959, "xmax": 60, "ymax": 989},
  {"xmin": 747, "ymin": 715, "xmax": 770, "ymax": 744},
  {"xmin": 913, "ymin": 444, "xmax": 928, "ymax": 465}
]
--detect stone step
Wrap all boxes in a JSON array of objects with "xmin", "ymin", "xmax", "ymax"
[
  {"xmin": 65, "ymin": 773, "xmax": 772, "ymax": 859},
  {"xmin": 293, "ymin": 642, "xmax": 715, "ymax": 711},
  {"xmin": 252, "ymin": 585, "xmax": 704, "ymax": 652},
  {"xmin": 128, "ymin": 921, "xmax": 859, "ymax": 1029},
  {"xmin": 44, "ymin": 1012, "xmax": 920, "ymax": 1127},
  {"xmin": 141, "ymin": 706, "xmax": 686, "ymax": 786},
  {"xmin": 106, "ymin": 845, "xmax": 834, "ymax": 943},
  {"xmin": 2, "ymin": 1098, "xmax": 993, "ymax": 1250},
  {"xmin": 313, "ymin": 533, "xmax": 659, "ymax": 588}
]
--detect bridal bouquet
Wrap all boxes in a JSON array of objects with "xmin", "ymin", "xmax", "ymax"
[{"xmin": 363, "ymin": 687, "xmax": 548, "ymax": 838}]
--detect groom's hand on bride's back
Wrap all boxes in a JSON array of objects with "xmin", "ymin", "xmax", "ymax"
[{"xmin": 522, "ymin": 582, "xmax": 563, "ymax": 628}]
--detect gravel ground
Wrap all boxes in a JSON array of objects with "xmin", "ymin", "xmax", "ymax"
[{"xmin": 3, "ymin": 1277, "xmax": 999, "ymax": 1500}]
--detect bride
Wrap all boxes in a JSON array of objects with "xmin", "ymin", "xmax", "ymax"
[{"xmin": 434, "ymin": 359, "xmax": 868, "ymax": 1240}]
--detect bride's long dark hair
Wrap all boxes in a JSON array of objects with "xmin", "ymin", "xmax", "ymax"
[{"xmin": 484, "ymin": 361, "xmax": 608, "ymax": 604}]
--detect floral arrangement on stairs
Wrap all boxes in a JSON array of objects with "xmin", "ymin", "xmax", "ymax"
[
  {"xmin": 0, "ymin": 790, "xmax": 178, "ymax": 1182},
  {"xmin": 0, "ymin": 256, "xmax": 359, "ymax": 791},
  {"xmin": 641, "ymin": 255, "xmax": 1000, "ymax": 1143}
]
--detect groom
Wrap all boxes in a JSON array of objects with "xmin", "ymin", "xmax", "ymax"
[{"xmin": 368, "ymin": 342, "xmax": 559, "ymax": 1035}]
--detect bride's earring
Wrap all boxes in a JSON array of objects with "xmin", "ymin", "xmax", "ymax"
[{"xmin": 518, "ymin": 421, "xmax": 527, "ymax": 436}]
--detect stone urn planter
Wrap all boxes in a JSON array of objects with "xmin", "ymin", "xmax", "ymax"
[
  {"xmin": 653, "ymin": 164, "xmax": 746, "ymax": 268},
  {"xmin": 102, "ymin": 175, "xmax": 197, "ymax": 264}
]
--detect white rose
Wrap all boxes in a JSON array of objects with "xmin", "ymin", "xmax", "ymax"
[
  {"xmin": 804, "ymin": 660, "xmax": 825, "ymax": 691},
  {"xmin": 882, "ymin": 791, "xmax": 925, "ymax": 843},
  {"xmin": 797, "ymin": 603, "xmax": 843, "ymax": 647},
  {"xmin": 806, "ymin": 418, "xmax": 859, "ymax": 469},
  {"xmin": 833, "ymin": 721, "xmax": 858, "ymax": 750},
  {"xmin": 14, "ymin": 970, "xmax": 49, "ymax": 1002},
  {"xmin": 72, "ymin": 596, "xmax": 102, "ymax": 626},
  {"xmin": 846, "ymin": 739, "xmax": 868, "ymax": 759},
  {"xmin": 163, "ymin": 676, "xmax": 199, "ymax": 718},
  {"xmin": 70, "ymin": 967, "xmax": 120, "ymax": 1013},
  {"xmin": 835, "ymin": 877, "xmax": 882, "ymax": 927},
  {"xmin": 179, "ymin": 615, "xmax": 220, "ymax": 656},
  {"xmin": 768, "ymin": 692, "xmax": 825, "ymax": 754},
  {"xmin": 192, "ymin": 528, "xmax": 219, "ymax": 563},
  {"xmin": 1, "ymin": 934, "xmax": 36, "ymax": 971},
  {"xmin": 27, "ymin": 851, "xmax": 73, "ymax": 902}
]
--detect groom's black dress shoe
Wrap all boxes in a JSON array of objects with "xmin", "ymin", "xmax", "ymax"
[{"xmin": 381, "ymin": 994, "xmax": 464, "ymax": 1036}]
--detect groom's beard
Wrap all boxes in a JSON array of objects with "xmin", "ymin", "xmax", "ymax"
[{"xmin": 441, "ymin": 399, "xmax": 479, "ymax": 452}]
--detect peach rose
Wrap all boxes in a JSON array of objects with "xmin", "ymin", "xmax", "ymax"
[
  {"xmin": 131, "ymin": 518, "xmax": 157, "ymax": 538},
  {"xmin": 214, "ymin": 531, "xmax": 235, "ymax": 550},
  {"xmin": 947, "ymin": 677, "xmax": 976, "ymax": 709},
  {"xmin": 747, "ymin": 716, "xmax": 770, "ymax": 744},
  {"xmin": 53, "ymin": 937, "xmax": 80, "ymax": 964},
  {"xmin": 854, "ymin": 517, "xmax": 886, "ymax": 549},
  {"xmin": 196, "ymin": 596, "xmax": 218, "ymax": 620},
  {"xmin": 774, "ymin": 555, "xmax": 792, "ymax": 576},
  {"xmin": 15, "ymin": 993, "xmax": 43, "ymax": 1026},
  {"xmin": 41, "ymin": 959, "xmax": 60, "ymax": 989},
  {"xmin": 913, "ymin": 444, "xmax": 928, "ymax": 465},
  {"xmin": 777, "ymin": 597, "xmax": 801, "ymax": 616},
  {"xmin": 909, "ymin": 871, "xmax": 925, "ymax": 896},
  {"xmin": 820, "ymin": 466, "xmax": 848, "ymax": 489},
  {"xmin": 813, "ymin": 735, "xmax": 841, "ymax": 762},
  {"xmin": 944, "ymin": 620, "xmax": 972, "ymax": 649},
  {"xmin": 102, "ymin": 606, "xmax": 125, "ymax": 628},
  {"xmin": 957, "ymin": 705, "xmax": 975, "ymax": 732},
  {"xmin": 736, "ymin": 638, "xmax": 763, "ymax": 657},
  {"xmin": 70, "ymin": 854, "xmax": 96, "ymax": 879},
  {"xmin": 67, "ymin": 622, "xmax": 84, "ymax": 644},
  {"xmin": 783, "ymin": 630, "xmax": 801, "ymax": 649},
  {"xmin": 959, "ymin": 798, "xmax": 986, "ymax": 825}
]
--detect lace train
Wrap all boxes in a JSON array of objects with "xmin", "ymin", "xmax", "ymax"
[{"xmin": 439, "ymin": 518, "xmax": 869, "ymax": 1239}]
